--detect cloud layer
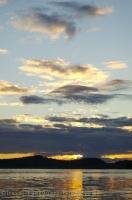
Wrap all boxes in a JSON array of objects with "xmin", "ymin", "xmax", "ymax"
[
  {"xmin": 19, "ymin": 77, "xmax": 131, "ymax": 105},
  {"xmin": 0, "ymin": 115, "xmax": 131, "ymax": 156},
  {"xmin": 99, "ymin": 79, "xmax": 132, "ymax": 91}
]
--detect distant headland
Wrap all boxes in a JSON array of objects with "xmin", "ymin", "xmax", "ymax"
[{"xmin": 0, "ymin": 155, "xmax": 131, "ymax": 169}]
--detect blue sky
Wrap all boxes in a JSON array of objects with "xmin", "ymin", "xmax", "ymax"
[{"xmin": 0, "ymin": 0, "xmax": 132, "ymax": 158}]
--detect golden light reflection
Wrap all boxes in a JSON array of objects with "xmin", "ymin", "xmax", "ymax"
[
  {"xmin": 102, "ymin": 153, "xmax": 132, "ymax": 160},
  {"xmin": 48, "ymin": 154, "xmax": 83, "ymax": 161},
  {"xmin": 0, "ymin": 153, "xmax": 35, "ymax": 159},
  {"xmin": 66, "ymin": 170, "xmax": 83, "ymax": 200},
  {"xmin": 50, "ymin": 170, "xmax": 83, "ymax": 200},
  {"xmin": 69, "ymin": 170, "xmax": 83, "ymax": 190}
]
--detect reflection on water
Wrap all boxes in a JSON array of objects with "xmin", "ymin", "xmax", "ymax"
[{"xmin": 0, "ymin": 169, "xmax": 131, "ymax": 199}]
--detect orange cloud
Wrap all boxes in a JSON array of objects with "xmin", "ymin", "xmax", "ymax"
[
  {"xmin": 104, "ymin": 61, "xmax": 127, "ymax": 70},
  {"xmin": 0, "ymin": 48, "xmax": 8, "ymax": 55},
  {"xmin": 0, "ymin": 80, "xmax": 29, "ymax": 95}
]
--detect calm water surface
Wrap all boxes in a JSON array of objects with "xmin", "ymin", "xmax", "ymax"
[{"xmin": 0, "ymin": 169, "xmax": 131, "ymax": 200}]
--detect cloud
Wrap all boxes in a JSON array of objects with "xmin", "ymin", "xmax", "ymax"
[
  {"xmin": 12, "ymin": 11, "xmax": 76, "ymax": 39},
  {"xmin": 0, "ymin": 102, "xmax": 23, "ymax": 106},
  {"xmin": 14, "ymin": 114, "xmax": 53, "ymax": 128},
  {"xmin": 51, "ymin": 1, "xmax": 113, "ymax": 17},
  {"xmin": 49, "ymin": 84, "xmax": 117, "ymax": 104},
  {"xmin": 46, "ymin": 115, "xmax": 132, "ymax": 134},
  {"xmin": 20, "ymin": 95, "xmax": 47, "ymax": 104},
  {"xmin": 0, "ymin": 80, "xmax": 29, "ymax": 95},
  {"xmin": 19, "ymin": 80, "xmax": 131, "ymax": 106},
  {"xmin": 0, "ymin": 0, "xmax": 10, "ymax": 6},
  {"xmin": 20, "ymin": 95, "xmax": 64, "ymax": 105},
  {"xmin": 0, "ymin": 115, "xmax": 131, "ymax": 156},
  {"xmin": 99, "ymin": 79, "xmax": 132, "ymax": 91},
  {"xmin": 51, "ymin": 79, "xmax": 132, "ymax": 94},
  {"xmin": 0, "ymin": 48, "xmax": 8, "ymax": 55},
  {"xmin": 50, "ymin": 84, "xmax": 99, "ymax": 95},
  {"xmin": 20, "ymin": 81, "xmax": 129, "ymax": 105},
  {"xmin": 11, "ymin": 1, "xmax": 113, "ymax": 39},
  {"xmin": 62, "ymin": 93, "xmax": 116, "ymax": 104},
  {"xmin": 0, "ymin": 119, "xmax": 17, "ymax": 130},
  {"xmin": 104, "ymin": 61, "xmax": 128, "ymax": 70},
  {"xmin": 20, "ymin": 93, "xmax": 116, "ymax": 106},
  {"xmin": 20, "ymin": 58, "xmax": 108, "ymax": 86},
  {"xmin": 47, "ymin": 115, "xmax": 132, "ymax": 132}
]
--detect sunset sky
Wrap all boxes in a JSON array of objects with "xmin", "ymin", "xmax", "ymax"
[{"xmin": 0, "ymin": 0, "xmax": 132, "ymax": 159}]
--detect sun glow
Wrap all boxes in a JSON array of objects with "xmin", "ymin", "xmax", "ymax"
[
  {"xmin": 0, "ymin": 153, "xmax": 35, "ymax": 160},
  {"xmin": 120, "ymin": 126, "xmax": 132, "ymax": 132},
  {"xmin": 102, "ymin": 153, "xmax": 132, "ymax": 160},
  {"xmin": 48, "ymin": 154, "xmax": 83, "ymax": 161},
  {"xmin": 64, "ymin": 121, "xmax": 104, "ymax": 128}
]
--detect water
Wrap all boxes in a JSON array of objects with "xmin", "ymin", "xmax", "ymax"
[{"xmin": 0, "ymin": 169, "xmax": 131, "ymax": 200}]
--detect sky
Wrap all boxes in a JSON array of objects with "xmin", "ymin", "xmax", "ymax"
[{"xmin": 0, "ymin": 0, "xmax": 132, "ymax": 159}]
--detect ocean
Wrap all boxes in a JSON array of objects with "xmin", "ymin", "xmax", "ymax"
[{"xmin": 0, "ymin": 169, "xmax": 131, "ymax": 199}]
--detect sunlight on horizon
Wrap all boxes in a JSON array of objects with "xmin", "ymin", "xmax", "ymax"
[
  {"xmin": 0, "ymin": 153, "xmax": 35, "ymax": 159},
  {"xmin": 48, "ymin": 154, "xmax": 83, "ymax": 161},
  {"xmin": 102, "ymin": 153, "xmax": 132, "ymax": 160}
]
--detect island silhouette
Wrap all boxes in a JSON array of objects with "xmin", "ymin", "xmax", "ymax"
[{"xmin": 0, "ymin": 155, "xmax": 131, "ymax": 169}]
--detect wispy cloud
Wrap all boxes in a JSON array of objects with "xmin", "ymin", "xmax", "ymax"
[
  {"xmin": 47, "ymin": 115, "xmax": 132, "ymax": 129},
  {"xmin": 50, "ymin": 84, "xmax": 116, "ymax": 104},
  {"xmin": 99, "ymin": 79, "xmax": 132, "ymax": 91},
  {"xmin": 0, "ymin": 102, "xmax": 23, "ymax": 106},
  {"xmin": 20, "ymin": 93, "xmax": 116, "ymax": 105},
  {"xmin": 0, "ymin": 0, "xmax": 10, "ymax": 6},
  {"xmin": 20, "ymin": 58, "xmax": 108, "ymax": 86},
  {"xmin": 0, "ymin": 48, "xmax": 8, "ymax": 55},
  {"xmin": 104, "ymin": 61, "xmax": 128, "ymax": 70},
  {"xmin": 12, "ymin": 12, "xmax": 76, "ymax": 39},
  {"xmin": 14, "ymin": 114, "xmax": 53, "ymax": 128},
  {"xmin": 51, "ymin": 1, "xmax": 113, "ymax": 17},
  {"xmin": 12, "ymin": 1, "xmax": 113, "ymax": 39},
  {"xmin": 0, "ymin": 80, "xmax": 29, "ymax": 95},
  {"xmin": 50, "ymin": 84, "xmax": 99, "ymax": 95},
  {"xmin": 20, "ymin": 95, "xmax": 63, "ymax": 105}
]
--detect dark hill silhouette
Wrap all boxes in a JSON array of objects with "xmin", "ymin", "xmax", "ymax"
[{"xmin": 0, "ymin": 155, "xmax": 132, "ymax": 169}]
